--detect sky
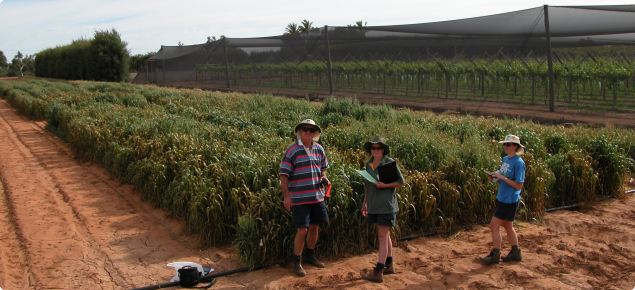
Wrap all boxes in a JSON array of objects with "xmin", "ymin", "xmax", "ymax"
[{"xmin": 0, "ymin": 0, "xmax": 634, "ymax": 60}]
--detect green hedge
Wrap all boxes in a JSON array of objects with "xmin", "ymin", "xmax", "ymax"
[{"xmin": 34, "ymin": 29, "xmax": 129, "ymax": 82}]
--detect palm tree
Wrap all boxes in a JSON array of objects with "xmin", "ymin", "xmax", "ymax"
[
  {"xmin": 298, "ymin": 20, "xmax": 313, "ymax": 32},
  {"xmin": 285, "ymin": 22, "xmax": 300, "ymax": 34},
  {"xmin": 348, "ymin": 20, "xmax": 367, "ymax": 27}
]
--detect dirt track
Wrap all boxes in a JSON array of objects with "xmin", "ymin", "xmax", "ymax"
[
  {"xmin": 1, "ymin": 91, "xmax": 635, "ymax": 289},
  {"xmin": 0, "ymin": 99, "xmax": 234, "ymax": 289},
  {"xmin": 173, "ymin": 82, "xmax": 635, "ymax": 128}
]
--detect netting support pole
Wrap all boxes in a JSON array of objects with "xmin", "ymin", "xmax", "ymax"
[
  {"xmin": 145, "ymin": 60, "xmax": 149, "ymax": 84},
  {"xmin": 544, "ymin": 5, "xmax": 555, "ymax": 112},
  {"xmin": 223, "ymin": 37, "xmax": 230, "ymax": 88},
  {"xmin": 163, "ymin": 59, "xmax": 166, "ymax": 85},
  {"xmin": 325, "ymin": 25, "xmax": 334, "ymax": 95}
]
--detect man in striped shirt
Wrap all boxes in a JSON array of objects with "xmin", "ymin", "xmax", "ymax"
[{"xmin": 280, "ymin": 119, "xmax": 330, "ymax": 277}]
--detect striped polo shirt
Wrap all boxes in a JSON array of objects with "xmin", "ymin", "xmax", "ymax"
[{"xmin": 279, "ymin": 140, "xmax": 329, "ymax": 205}]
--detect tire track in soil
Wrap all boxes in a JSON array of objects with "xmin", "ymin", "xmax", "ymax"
[
  {"xmin": 0, "ymin": 99, "xmax": 229, "ymax": 289},
  {"xmin": 0, "ymin": 176, "xmax": 32, "ymax": 289},
  {"xmin": 0, "ymin": 101, "xmax": 125, "ymax": 289}
]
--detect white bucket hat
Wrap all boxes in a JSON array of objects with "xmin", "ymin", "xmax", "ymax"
[
  {"xmin": 295, "ymin": 119, "xmax": 321, "ymax": 142},
  {"xmin": 498, "ymin": 134, "xmax": 525, "ymax": 155}
]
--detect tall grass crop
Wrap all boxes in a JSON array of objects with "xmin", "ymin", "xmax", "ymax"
[{"xmin": 1, "ymin": 79, "xmax": 633, "ymax": 266}]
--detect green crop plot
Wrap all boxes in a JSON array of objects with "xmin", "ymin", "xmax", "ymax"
[{"xmin": 1, "ymin": 79, "xmax": 633, "ymax": 266}]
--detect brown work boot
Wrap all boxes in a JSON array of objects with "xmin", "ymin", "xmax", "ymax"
[
  {"xmin": 480, "ymin": 249, "xmax": 501, "ymax": 265},
  {"xmin": 501, "ymin": 246, "xmax": 522, "ymax": 262},
  {"xmin": 361, "ymin": 268, "xmax": 384, "ymax": 283},
  {"xmin": 304, "ymin": 252, "xmax": 325, "ymax": 268},
  {"xmin": 293, "ymin": 255, "xmax": 306, "ymax": 277},
  {"xmin": 384, "ymin": 262, "xmax": 395, "ymax": 274}
]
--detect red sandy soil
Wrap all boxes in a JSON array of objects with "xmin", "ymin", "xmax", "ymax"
[{"xmin": 1, "ymin": 77, "xmax": 635, "ymax": 289}]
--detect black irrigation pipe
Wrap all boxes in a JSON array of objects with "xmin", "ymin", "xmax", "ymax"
[
  {"xmin": 130, "ymin": 265, "xmax": 265, "ymax": 290},
  {"xmin": 129, "ymin": 278, "xmax": 204, "ymax": 290},
  {"xmin": 398, "ymin": 189, "xmax": 635, "ymax": 242},
  {"xmin": 544, "ymin": 204, "xmax": 579, "ymax": 212},
  {"xmin": 397, "ymin": 231, "xmax": 437, "ymax": 242},
  {"xmin": 545, "ymin": 189, "xmax": 635, "ymax": 213}
]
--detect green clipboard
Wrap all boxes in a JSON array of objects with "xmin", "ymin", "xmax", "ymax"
[{"xmin": 355, "ymin": 169, "xmax": 377, "ymax": 183}]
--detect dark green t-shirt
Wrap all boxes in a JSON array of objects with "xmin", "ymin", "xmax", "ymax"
[{"xmin": 364, "ymin": 156, "xmax": 405, "ymax": 214}]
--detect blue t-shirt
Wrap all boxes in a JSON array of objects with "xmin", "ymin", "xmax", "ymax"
[{"xmin": 496, "ymin": 155, "xmax": 525, "ymax": 203}]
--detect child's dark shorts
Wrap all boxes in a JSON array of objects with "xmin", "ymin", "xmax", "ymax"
[
  {"xmin": 493, "ymin": 199, "xmax": 520, "ymax": 221},
  {"xmin": 366, "ymin": 213, "xmax": 396, "ymax": 227},
  {"xmin": 292, "ymin": 201, "xmax": 329, "ymax": 228}
]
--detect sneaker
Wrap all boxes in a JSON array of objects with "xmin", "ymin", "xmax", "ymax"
[
  {"xmin": 501, "ymin": 248, "xmax": 522, "ymax": 262},
  {"xmin": 480, "ymin": 249, "xmax": 501, "ymax": 265}
]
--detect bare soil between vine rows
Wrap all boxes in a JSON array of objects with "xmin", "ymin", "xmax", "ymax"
[
  {"xmin": 1, "ymin": 77, "xmax": 635, "ymax": 289},
  {"xmin": 173, "ymin": 81, "xmax": 635, "ymax": 128}
]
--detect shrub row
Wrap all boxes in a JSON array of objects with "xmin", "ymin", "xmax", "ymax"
[{"xmin": 34, "ymin": 29, "xmax": 129, "ymax": 82}]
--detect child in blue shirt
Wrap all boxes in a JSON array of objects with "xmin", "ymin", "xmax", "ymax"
[{"xmin": 481, "ymin": 135, "xmax": 526, "ymax": 265}]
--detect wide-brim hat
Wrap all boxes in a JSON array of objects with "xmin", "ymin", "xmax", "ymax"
[
  {"xmin": 364, "ymin": 135, "xmax": 390, "ymax": 156},
  {"xmin": 498, "ymin": 134, "xmax": 525, "ymax": 155},
  {"xmin": 294, "ymin": 119, "xmax": 322, "ymax": 133},
  {"xmin": 295, "ymin": 119, "xmax": 321, "ymax": 142}
]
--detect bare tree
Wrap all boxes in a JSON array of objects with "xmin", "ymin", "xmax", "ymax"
[{"xmin": 10, "ymin": 51, "xmax": 34, "ymax": 76}]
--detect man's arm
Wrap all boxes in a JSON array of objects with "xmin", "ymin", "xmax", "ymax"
[{"xmin": 280, "ymin": 174, "xmax": 291, "ymax": 211}]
